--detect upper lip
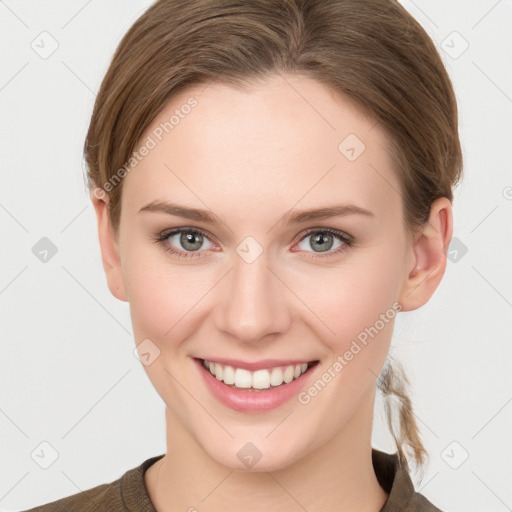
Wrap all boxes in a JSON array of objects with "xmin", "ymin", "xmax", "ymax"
[{"xmin": 196, "ymin": 357, "xmax": 318, "ymax": 372}]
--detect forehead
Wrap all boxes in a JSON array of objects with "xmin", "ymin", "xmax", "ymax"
[{"xmin": 121, "ymin": 73, "xmax": 402, "ymax": 226}]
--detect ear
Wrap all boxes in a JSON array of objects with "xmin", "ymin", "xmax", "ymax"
[
  {"xmin": 90, "ymin": 188, "xmax": 128, "ymax": 302},
  {"xmin": 398, "ymin": 197, "xmax": 453, "ymax": 311}
]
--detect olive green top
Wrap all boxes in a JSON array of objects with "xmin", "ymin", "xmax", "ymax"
[{"xmin": 21, "ymin": 448, "xmax": 443, "ymax": 511}]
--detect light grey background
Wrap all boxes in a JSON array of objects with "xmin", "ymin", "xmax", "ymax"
[{"xmin": 1, "ymin": 1, "xmax": 511, "ymax": 511}]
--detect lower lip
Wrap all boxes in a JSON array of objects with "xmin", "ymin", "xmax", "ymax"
[{"xmin": 193, "ymin": 358, "xmax": 319, "ymax": 413}]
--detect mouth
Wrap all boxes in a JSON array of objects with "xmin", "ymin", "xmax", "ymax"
[{"xmin": 195, "ymin": 357, "xmax": 320, "ymax": 392}]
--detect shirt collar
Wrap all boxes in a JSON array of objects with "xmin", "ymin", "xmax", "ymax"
[{"xmin": 122, "ymin": 449, "xmax": 418, "ymax": 511}]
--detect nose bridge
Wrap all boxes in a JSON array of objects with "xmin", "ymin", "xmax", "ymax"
[{"xmin": 216, "ymin": 248, "xmax": 290, "ymax": 342}]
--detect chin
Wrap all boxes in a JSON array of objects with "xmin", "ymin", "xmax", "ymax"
[{"xmin": 204, "ymin": 438, "xmax": 306, "ymax": 473}]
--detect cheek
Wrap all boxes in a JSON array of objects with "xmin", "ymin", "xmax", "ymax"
[
  {"xmin": 297, "ymin": 251, "xmax": 403, "ymax": 344},
  {"xmin": 296, "ymin": 261, "xmax": 401, "ymax": 418},
  {"xmin": 124, "ymin": 245, "xmax": 214, "ymax": 343},
  {"xmin": 123, "ymin": 249, "xmax": 213, "ymax": 403}
]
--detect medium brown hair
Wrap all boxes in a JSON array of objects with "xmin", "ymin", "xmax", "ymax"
[{"xmin": 84, "ymin": 0, "xmax": 463, "ymax": 474}]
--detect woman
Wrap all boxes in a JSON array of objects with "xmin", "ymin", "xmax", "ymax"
[{"xmin": 23, "ymin": 0, "xmax": 462, "ymax": 510}]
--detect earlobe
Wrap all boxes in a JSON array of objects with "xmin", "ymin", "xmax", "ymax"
[
  {"xmin": 90, "ymin": 189, "xmax": 128, "ymax": 302},
  {"xmin": 398, "ymin": 197, "xmax": 453, "ymax": 312}
]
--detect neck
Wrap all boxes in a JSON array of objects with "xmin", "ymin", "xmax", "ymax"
[{"xmin": 145, "ymin": 387, "xmax": 388, "ymax": 512}]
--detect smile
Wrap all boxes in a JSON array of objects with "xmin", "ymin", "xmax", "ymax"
[
  {"xmin": 202, "ymin": 358, "xmax": 318, "ymax": 390},
  {"xmin": 193, "ymin": 357, "xmax": 320, "ymax": 412}
]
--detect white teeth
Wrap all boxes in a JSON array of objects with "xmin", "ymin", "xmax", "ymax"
[
  {"xmin": 252, "ymin": 369, "xmax": 270, "ymax": 390},
  {"xmin": 214, "ymin": 363, "xmax": 223, "ymax": 381},
  {"xmin": 223, "ymin": 364, "xmax": 235, "ymax": 385},
  {"xmin": 270, "ymin": 367, "xmax": 284, "ymax": 386},
  {"xmin": 283, "ymin": 365, "xmax": 294, "ymax": 383},
  {"xmin": 202, "ymin": 359, "xmax": 312, "ymax": 390},
  {"xmin": 234, "ymin": 368, "xmax": 252, "ymax": 388}
]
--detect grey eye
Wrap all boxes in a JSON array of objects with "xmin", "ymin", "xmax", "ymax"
[
  {"xmin": 297, "ymin": 231, "xmax": 345, "ymax": 253},
  {"xmin": 167, "ymin": 230, "xmax": 214, "ymax": 252}
]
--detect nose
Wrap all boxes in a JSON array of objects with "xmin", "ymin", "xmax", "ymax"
[{"xmin": 215, "ymin": 251, "xmax": 292, "ymax": 344}]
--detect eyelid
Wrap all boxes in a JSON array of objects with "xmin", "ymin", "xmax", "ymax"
[
  {"xmin": 296, "ymin": 227, "xmax": 353, "ymax": 244},
  {"xmin": 159, "ymin": 226, "xmax": 218, "ymax": 244}
]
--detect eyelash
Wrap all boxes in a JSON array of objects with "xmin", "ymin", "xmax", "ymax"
[{"xmin": 153, "ymin": 227, "xmax": 354, "ymax": 260}]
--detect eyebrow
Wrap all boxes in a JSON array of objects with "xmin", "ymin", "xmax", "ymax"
[{"xmin": 138, "ymin": 200, "xmax": 374, "ymax": 225}]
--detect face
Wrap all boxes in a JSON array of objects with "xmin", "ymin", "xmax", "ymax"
[{"xmin": 97, "ymin": 73, "xmax": 441, "ymax": 472}]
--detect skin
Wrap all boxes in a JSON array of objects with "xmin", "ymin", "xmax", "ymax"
[{"xmin": 91, "ymin": 73, "xmax": 452, "ymax": 512}]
